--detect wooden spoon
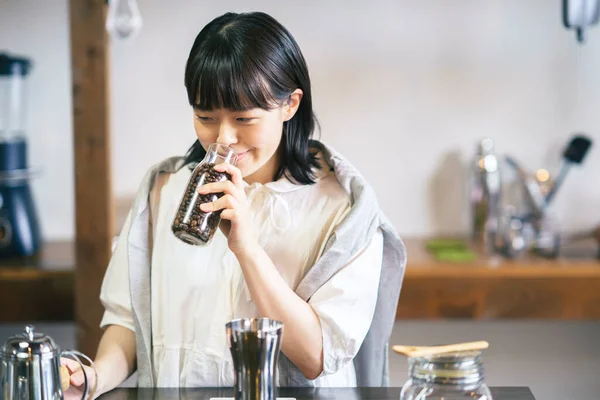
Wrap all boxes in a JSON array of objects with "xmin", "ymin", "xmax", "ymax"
[{"xmin": 392, "ymin": 341, "xmax": 489, "ymax": 358}]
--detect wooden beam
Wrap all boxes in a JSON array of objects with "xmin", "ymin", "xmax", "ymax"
[{"xmin": 68, "ymin": 0, "xmax": 114, "ymax": 357}]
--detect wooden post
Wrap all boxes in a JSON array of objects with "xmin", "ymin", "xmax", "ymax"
[{"xmin": 68, "ymin": 0, "xmax": 114, "ymax": 357}]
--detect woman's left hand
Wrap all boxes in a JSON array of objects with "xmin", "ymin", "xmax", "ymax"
[{"xmin": 198, "ymin": 163, "xmax": 258, "ymax": 255}]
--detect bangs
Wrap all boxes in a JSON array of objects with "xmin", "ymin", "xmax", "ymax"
[
  {"xmin": 186, "ymin": 43, "xmax": 279, "ymax": 111},
  {"xmin": 184, "ymin": 11, "xmax": 320, "ymax": 185}
]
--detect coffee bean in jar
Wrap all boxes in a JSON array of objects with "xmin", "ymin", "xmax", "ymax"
[{"xmin": 172, "ymin": 143, "xmax": 238, "ymax": 245}]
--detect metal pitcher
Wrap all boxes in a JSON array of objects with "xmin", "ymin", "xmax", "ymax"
[
  {"xmin": 0, "ymin": 324, "xmax": 91, "ymax": 399},
  {"xmin": 226, "ymin": 318, "xmax": 284, "ymax": 400}
]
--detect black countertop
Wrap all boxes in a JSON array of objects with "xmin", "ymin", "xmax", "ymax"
[{"xmin": 98, "ymin": 387, "xmax": 536, "ymax": 399}]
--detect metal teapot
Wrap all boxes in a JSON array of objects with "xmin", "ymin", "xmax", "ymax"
[{"xmin": 0, "ymin": 324, "xmax": 91, "ymax": 399}]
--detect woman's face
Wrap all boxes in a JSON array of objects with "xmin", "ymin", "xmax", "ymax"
[{"xmin": 193, "ymin": 90, "xmax": 302, "ymax": 184}]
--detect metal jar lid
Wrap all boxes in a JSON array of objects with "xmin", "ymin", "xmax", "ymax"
[{"xmin": 1, "ymin": 325, "xmax": 60, "ymax": 360}]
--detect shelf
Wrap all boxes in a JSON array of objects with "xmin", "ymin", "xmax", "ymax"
[
  {"xmin": 397, "ymin": 238, "xmax": 600, "ymax": 319},
  {"xmin": 404, "ymin": 238, "xmax": 600, "ymax": 278},
  {"xmin": 0, "ymin": 196, "xmax": 131, "ymax": 323},
  {"xmin": 0, "ymin": 242, "xmax": 74, "ymax": 322},
  {"xmin": 1, "ymin": 237, "xmax": 599, "ymax": 322}
]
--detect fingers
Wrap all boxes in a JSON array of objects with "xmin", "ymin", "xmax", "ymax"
[
  {"xmin": 70, "ymin": 370, "xmax": 86, "ymax": 387},
  {"xmin": 200, "ymin": 194, "xmax": 238, "ymax": 213},
  {"xmin": 220, "ymin": 209, "xmax": 241, "ymax": 222},
  {"xmin": 213, "ymin": 163, "xmax": 243, "ymax": 187},
  {"xmin": 197, "ymin": 179, "xmax": 238, "ymax": 197},
  {"xmin": 61, "ymin": 358, "xmax": 81, "ymax": 374},
  {"xmin": 60, "ymin": 365, "xmax": 70, "ymax": 392},
  {"xmin": 196, "ymin": 163, "xmax": 248, "ymax": 225},
  {"xmin": 61, "ymin": 358, "xmax": 94, "ymax": 390}
]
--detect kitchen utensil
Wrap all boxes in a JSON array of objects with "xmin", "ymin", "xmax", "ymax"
[
  {"xmin": 468, "ymin": 138, "xmax": 502, "ymax": 254},
  {"xmin": 60, "ymin": 365, "xmax": 70, "ymax": 392},
  {"xmin": 532, "ymin": 213, "xmax": 561, "ymax": 258},
  {"xmin": 392, "ymin": 341, "xmax": 489, "ymax": 358},
  {"xmin": 516, "ymin": 134, "xmax": 592, "ymax": 225},
  {"xmin": 496, "ymin": 207, "xmax": 532, "ymax": 259},
  {"xmin": 227, "ymin": 318, "xmax": 284, "ymax": 400},
  {"xmin": 563, "ymin": 0, "xmax": 600, "ymax": 42},
  {"xmin": 504, "ymin": 156, "xmax": 545, "ymax": 221},
  {"xmin": 0, "ymin": 53, "xmax": 41, "ymax": 258},
  {"xmin": 0, "ymin": 324, "xmax": 91, "ymax": 399},
  {"xmin": 544, "ymin": 134, "xmax": 592, "ymax": 207}
]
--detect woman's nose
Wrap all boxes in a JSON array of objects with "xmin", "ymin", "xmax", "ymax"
[{"xmin": 215, "ymin": 123, "xmax": 238, "ymax": 147}]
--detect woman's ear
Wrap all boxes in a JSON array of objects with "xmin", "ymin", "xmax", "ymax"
[{"xmin": 283, "ymin": 89, "xmax": 303, "ymax": 121}]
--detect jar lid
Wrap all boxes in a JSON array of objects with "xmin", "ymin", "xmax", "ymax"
[
  {"xmin": 1, "ymin": 325, "xmax": 60, "ymax": 359},
  {"xmin": 0, "ymin": 53, "xmax": 32, "ymax": 76}
]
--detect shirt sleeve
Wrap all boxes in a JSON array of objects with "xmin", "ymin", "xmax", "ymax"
[
  {"xmin": 99, "ymin": 210, "xmax": 136, "ymax": 332},
  {"xmin": 308, "ymin": 228, "xmax": 384, "ymax": 377}
]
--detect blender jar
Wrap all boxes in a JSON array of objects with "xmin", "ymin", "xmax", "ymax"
[
  {"xmin": 0, "ymin": 53, "xmax": 30, "ymax": 140},
  {"xmin": 0, "ymin": 52, "xmax": 41, "ymax": 257}
]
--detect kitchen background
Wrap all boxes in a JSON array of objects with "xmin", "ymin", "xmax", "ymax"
[{"xmin": 1, "ymin": 0, "xmax": 600, "ymax": 399}]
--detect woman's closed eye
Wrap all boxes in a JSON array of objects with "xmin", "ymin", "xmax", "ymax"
[
  {"xmin": 236, "ymin": 117, "xmax": 257, "ymax": 123},
  {"xmin": 195, "ymin": 115, "xmax": 214, "ymax": 122}
]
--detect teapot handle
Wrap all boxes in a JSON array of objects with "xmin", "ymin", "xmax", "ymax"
[{"xmin": 61, "ymin": 350, "xmax": 95, "ymax": 400}]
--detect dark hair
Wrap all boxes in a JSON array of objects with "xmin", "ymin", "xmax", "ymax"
[{"xmin": 184, "ymin": 11, "xmax": 320, "ymax": 185}]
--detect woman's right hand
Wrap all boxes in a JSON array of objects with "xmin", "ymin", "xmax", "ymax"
[{"xmin": 61, "ymin": 357, "xmax": 99, "ymax": 400}]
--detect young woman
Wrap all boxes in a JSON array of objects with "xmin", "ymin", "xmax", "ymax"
[{"xmin": 62, "ymin": 11, "xmax": 405, "ymax": 399}]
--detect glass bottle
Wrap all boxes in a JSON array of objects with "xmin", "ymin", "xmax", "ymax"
[
  {"xmin": 172, "ymin": 143, "xmax": 237, "ymax": 245},
  {"xmin": 400, "ymin": 351, "xmax": 493, "ymax": 400}
]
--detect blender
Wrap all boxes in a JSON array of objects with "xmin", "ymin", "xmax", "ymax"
[{"xmin": 0, "ymin": 52, "xmax": 41, "ymax": 257}]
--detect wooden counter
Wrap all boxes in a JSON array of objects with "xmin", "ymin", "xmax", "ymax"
[
  {"xmin": 397, "ymin": 238, "xmax": 600, "ymax": 319},
  {"xmin": 1, "ymin": 237, "xmax": 599, "ymax": 321}
]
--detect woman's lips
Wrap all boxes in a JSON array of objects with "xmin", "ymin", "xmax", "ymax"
[{"xmin": 236, "ymin": 150, "xmax": 249, "ymax": 162}]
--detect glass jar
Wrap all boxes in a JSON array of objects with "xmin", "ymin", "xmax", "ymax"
[
  {"xmin": 400, "ymin": 351, "xmax": 493, "ymax": 400},
  {"xmin": 0, "ymin": 53, "xmax": 31, "ymax": 139},
  {"xmin": 172, "ymin": 143, "xmax": 237, "ymax": 245}
]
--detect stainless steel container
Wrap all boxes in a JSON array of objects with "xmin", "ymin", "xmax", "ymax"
[
  {"xmin": 226, "ymin": 318, "xmax": 284, "ymax": 400},
  {"xmin": 468, "ymin": 138, "xmax": 502, "ymax": 254},
  {"xmin": 0, "ymin": 324, "xmax": 90, "ymax": 399}
]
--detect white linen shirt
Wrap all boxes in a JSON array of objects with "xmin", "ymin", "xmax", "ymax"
[{"xmin": 99, "ymin": 157, "xmax": 383, "ymax": 387}]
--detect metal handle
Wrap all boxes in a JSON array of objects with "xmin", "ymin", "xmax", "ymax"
[{"xmin": 61, "ymin": 350, "xmax": 94, "ymax": 400}]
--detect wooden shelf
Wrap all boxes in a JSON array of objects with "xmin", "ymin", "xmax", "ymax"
[
  {"xmin": 404, "ymin": 238, "xmax": 600, "ymax": 278},
  {"xmin": 397, "ymin": 238, "xmax": 600, "ymax": 320},
  {"xmin": 0, "ymin": 242, "xmax": 74, "ymax": 322},
  {"xmin": 0, "ymin": 195, "xmax": 131, "ymax": 324},
  {"xmin": 2, "ymin": 237, "xmax": 599, "ymax": 322}
]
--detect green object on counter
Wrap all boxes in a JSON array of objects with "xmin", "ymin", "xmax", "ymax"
[
  {"xmin": 433, "ymin": 249, "xmax": 477, "ymax": 262},
  {"xmin": 425, "ymin": 238, "xmax": 467, "ymax": 251},
  {"xmin": 425, "ymin": 238, "xmax": 477, "ymax": 262}
]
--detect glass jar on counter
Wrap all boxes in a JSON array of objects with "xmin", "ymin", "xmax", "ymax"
[
  {"xmin": 400, "ymin": 351, "xmax": 493, "ymax": 400},
  {"xmin": 171, "ymin": 143, "xmax": 237, "ymax": 245}
]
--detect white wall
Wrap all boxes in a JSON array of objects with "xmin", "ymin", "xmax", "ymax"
[
  {"xmin": 1, "ymin": 0, "xmax": 599, "ymax": 240},
  {"xmin": 0, "ymin": 0, "xmax": 74, "ymax": 239}
]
